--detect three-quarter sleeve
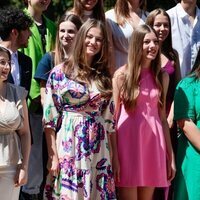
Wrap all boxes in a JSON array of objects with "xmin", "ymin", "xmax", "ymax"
[
  {"xmin": 174, "ymin": 77, "xmax": 196, "ymax": 121},
  {"xmin": 34, "ymin": 52, "xmax": 53, "ymax": 83},
  {"xmin": 43, "ymin": 69, "xmax": 62, "ymax": 131}
]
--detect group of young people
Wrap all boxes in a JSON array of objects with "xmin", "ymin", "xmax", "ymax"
[{"xmin": 0, "ymin": 0, "xmax": 200, "ymax": 200}]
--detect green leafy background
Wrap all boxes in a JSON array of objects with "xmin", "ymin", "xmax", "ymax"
[{"xmin": 1, "ymin": 0, "xmax": 199, "ymax": 22}]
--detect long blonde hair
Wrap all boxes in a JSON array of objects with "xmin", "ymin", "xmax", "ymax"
[
  {"xmin": 122, "ymin": 24, "xmax": 163, "ymax": 110},
  {"xmin": 63, "ymin": 19, "xmax": 112, "ymax": 97}
]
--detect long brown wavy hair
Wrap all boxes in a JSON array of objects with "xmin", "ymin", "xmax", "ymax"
[
  {"xmin": 146, "ymin": 8, "xmax": 178, "ymax": 62},
  {"xmin": 54, "ymin": 13, "xmax": 82, "ymax": 66},
  {"xmin": 63, "ymin": 19, "xmax": 112, "ymax": 97},
  {"xmin": 114, "ymin": 0, "xmax": 147, "ymax": 25},
  {"xmin": 122, "ymin": 24, "xmax": 163, "ymax": 111}
]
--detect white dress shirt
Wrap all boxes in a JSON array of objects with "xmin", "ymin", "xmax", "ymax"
[
  {"xmin": 167, "ymin": 3, "xmax": 200, "ymax": 77},
  {"xmin": 11, "ymin": 51, "xmax": 20, "ymax": 86}
]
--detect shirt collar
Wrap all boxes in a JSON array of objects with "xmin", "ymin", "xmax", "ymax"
[
  {"xmin": 177, "ymin": 3, "xmax": 200, "ymax": 20},
  {"xmin": 0, "ymin": 44, "xmax": 18, "ymax": 56}
]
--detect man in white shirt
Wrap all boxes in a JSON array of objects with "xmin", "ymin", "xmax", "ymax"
[{"xmin": 167, "ymin": 0, "xmax": 200, "ymax": 77}]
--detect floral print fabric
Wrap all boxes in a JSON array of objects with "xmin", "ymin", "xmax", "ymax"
[{"xmin": 43, "ymin": 65, "xmax": 116, "ymax": 200}]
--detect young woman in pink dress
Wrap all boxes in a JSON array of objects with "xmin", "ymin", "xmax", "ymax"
[
  {"xmin": 112, "ymin": 24, "xmax": 176, "ymax": 200},
  {"xmin": 146, "ymin": 9, "xmax": 181, "ymax": 199}
]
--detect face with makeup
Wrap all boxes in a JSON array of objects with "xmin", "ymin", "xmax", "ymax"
[
  {"xmin": 59, "ymin": 21, "xmax": 78, "ymax": 50},
  {"xmin": 142, "ymin": 31, "xmax": 159, "ymax": 63},
  {"xmin": 80, "ymin": 0, "xmax": 98, "ymax": 11},
  {"xmin": 85, "ymin": 26, "xmax": 103, "ymax": 60},
  {"xmin": 0, "ymin": 52, "xmax": 11, "ymax": 82},
  {"xmin": 153, "ymin": 14, "xmax": 170, "ymax": 43},
  {"xmin": 28, "ymin": 0, "xmax": 51, "ymax": 12}
]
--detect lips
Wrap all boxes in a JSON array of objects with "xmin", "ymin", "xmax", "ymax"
[
  {"xmin": 87, "ymin": 46, "xmax": 97, "ymax": 52},
  {"xmin": 0, "ymin": 71, "xmax": 9, "ymax": 78}
]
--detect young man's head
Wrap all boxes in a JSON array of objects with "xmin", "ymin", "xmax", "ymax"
[
  {"xmin": 0, "ymin": 7, "xmax": 33, "ymax": 48},
  {"xmin": 23, "ymin": 0, "xmax": 51, "ymax": 12}
]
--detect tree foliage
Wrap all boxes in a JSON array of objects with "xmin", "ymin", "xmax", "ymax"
[{"xmin": 1, "ymin": 0, "xmax": 200, "ymax": 22}]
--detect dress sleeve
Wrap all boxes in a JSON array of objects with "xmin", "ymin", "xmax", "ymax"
[
  {"xmin": 102, "ymin": 97, "xmax": 116, "ymax": 134},
  {"xmin": 12, "ymin": 85, "xmax": 28, "ymax": 121},
  {"xmin": 43, "ymin": 69, "xmax": 62, "ymax": 131},
  {"xmin": 174, "ymin": 77, "xmax": 196, "ymax": 121}
]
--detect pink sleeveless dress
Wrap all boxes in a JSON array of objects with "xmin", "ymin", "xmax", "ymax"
[{"xmin": 116, "ymin": 68, "xmax": 169, "ymax": 187}]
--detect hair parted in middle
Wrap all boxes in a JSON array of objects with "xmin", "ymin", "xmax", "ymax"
[
  {"xmin": 146, "ymin": 8, "xmax": 178, "ymax": 62},
  {"xmin": 122, "ymin": 24, "xmax": 163, "ymax": 110},
  {"xmin": 63, "ymin": 18, "xmax": 112, "ymax": 97},
  {"xmin": 54, "ymin": 13, "xmax": 82, "ymax": 66}
]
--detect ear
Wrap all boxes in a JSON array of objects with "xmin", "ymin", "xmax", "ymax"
[{"xmin": 10, "ymin": 29, "xmax": 19, "ymax": 38}]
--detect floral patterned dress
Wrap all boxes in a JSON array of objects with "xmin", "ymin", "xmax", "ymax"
[{"xmin": 43, "ymin": 64, "xmax": 116, "ymax": 200}]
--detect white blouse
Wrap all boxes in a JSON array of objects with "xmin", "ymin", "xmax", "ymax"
[{"xmin": 0, "ymin": 83, "xmax": 27, "ymax": 167}]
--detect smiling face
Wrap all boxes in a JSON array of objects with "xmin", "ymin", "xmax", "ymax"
[
  {"xmin": 80, "ymin": 0, "xmax": 98, "ymax": 11},
  {"xmin": 142, "ymin": 31, "xmax": 159, "ymax": 64},
  {"xmin": 0, "ymin": 52, "xmax": 11, "ymax": 82},
  {"xmin": 85, "ymin": 26, "xmax": 103, "ymax": 62},
  {"xmin": 153, "ymin": 14, "xmax": 170, "ymax": 43},
  {"xmin": 29, "ymin": 0, "xmax": 51, "ymax": 12},
  {"xmin": 59, "ymin": 21, "xmax": 78, "ymax": 50}
]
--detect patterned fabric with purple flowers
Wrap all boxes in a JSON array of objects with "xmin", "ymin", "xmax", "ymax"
[{"xmin": 43, "ymin": 64, "xmax": 116, "ymax": 200}]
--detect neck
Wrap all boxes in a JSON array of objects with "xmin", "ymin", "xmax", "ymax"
[
  {"xmin": 181, "ymin": 2, "xmax": 196, "ymax": 17},
  {"xmin": 0, "ymin": 41, "xmax": 17, "ymax": 53},
  {"xmin": 141, "ymin": 60, "xmax": 151, "ymax": 69},
  {"xmin": 86, "ymin": 56, "xmax": 93, "ymax": 67},
  {"xmin": 128, "ymin": 1, "xmax": 141, "ymax": 13},
  {"xmin": 0, "ymin": 81, "xmax": 6, "ymax": 96},
  {"xmin": 28, "ymin": 6, "xmax": 43, "ymax": 24},
  {"xmin": 84, "ymin": 9, "xmax": 93, "ymax": 16},
  {"xmin": 159, "ymin": 41, "xmax": 163, "ymax": 48},
  {"xmin": 63, "ymin": 47, "xmax": 69, "ymax": 59}
]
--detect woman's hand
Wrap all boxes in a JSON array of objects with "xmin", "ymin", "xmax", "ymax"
[
  {"xmin": 112, "ymin": 154, "xmax": 120, "ymax": 183},
  {"xmin": 47, "ymin": 155, "xmax": 60, "ymax": 177},
  {"xmin": 167, "ymin": 157, "xmax": 176, "ymax": 182},
  {"xmin": 14, "ymin": 165, "xmax": 28, "ymax": 187},
  {"xmin": 167, "ymin": 115, "xmax": 174, "ymax": 129}
]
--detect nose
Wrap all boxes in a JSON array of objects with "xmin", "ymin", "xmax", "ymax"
[
  {"xmin": 4, "ymin": 62, "xmax": 10, "ymax": 69},
  {"xmin": 160, "ymin": 24, "xmax": 165, "ymax": 30},
  {"xmin": 90, "ymin": 37, "xmax": 97, "ymax": 44},
  {"xmin": 64, "ymin": 31, "xmax": 70, "ymax": 38},
  {"xmin": 150, "ymin": 41, "xmax": 156, "ymax": 48}
]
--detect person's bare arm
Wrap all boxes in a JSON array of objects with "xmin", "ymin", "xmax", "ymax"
[
  {"xmin": 160, "ymin": 71, "xmax": 176, "ymax": 181},
  {"xmin": 45, "ymin": 128, "xmax": 59, "ymax": 177},
  {"xmin": 40, "ymin": 80, "xmax": 46, "ymax": 106},
  {"xmin": 14, "ymin": 100, "xmax": 31, "ymax": 187},
  {"xmin": 178, "ymin": 119, "xmax": 200, "ymax": 150}
]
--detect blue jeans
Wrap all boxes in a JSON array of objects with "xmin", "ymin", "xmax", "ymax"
[{"xmin": 22, "ymin": 113, "xmax": 43, "ymax": 194}]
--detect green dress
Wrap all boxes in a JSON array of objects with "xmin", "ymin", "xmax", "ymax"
[{"xmin": 174, "ymin": 76, "xmax": 200, "ymax": 200}]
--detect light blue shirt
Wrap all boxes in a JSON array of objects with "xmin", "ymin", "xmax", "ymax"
[{"xmin": 167, "ymin": 3, "xmax": 200, "ymax": 77}]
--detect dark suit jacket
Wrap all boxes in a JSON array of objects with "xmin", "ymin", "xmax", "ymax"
[
  {"xmin": 8, "ymin": 51, "xmax": 33, "ymax": 143},
  {"xmin": 8, "ymin": 51, "xmax": 32, "ymax": 94}
]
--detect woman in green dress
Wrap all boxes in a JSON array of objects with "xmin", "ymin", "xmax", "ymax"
[{"xmin": 174, "ymin": 49, "xmax": 200, "ymax": 200}]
